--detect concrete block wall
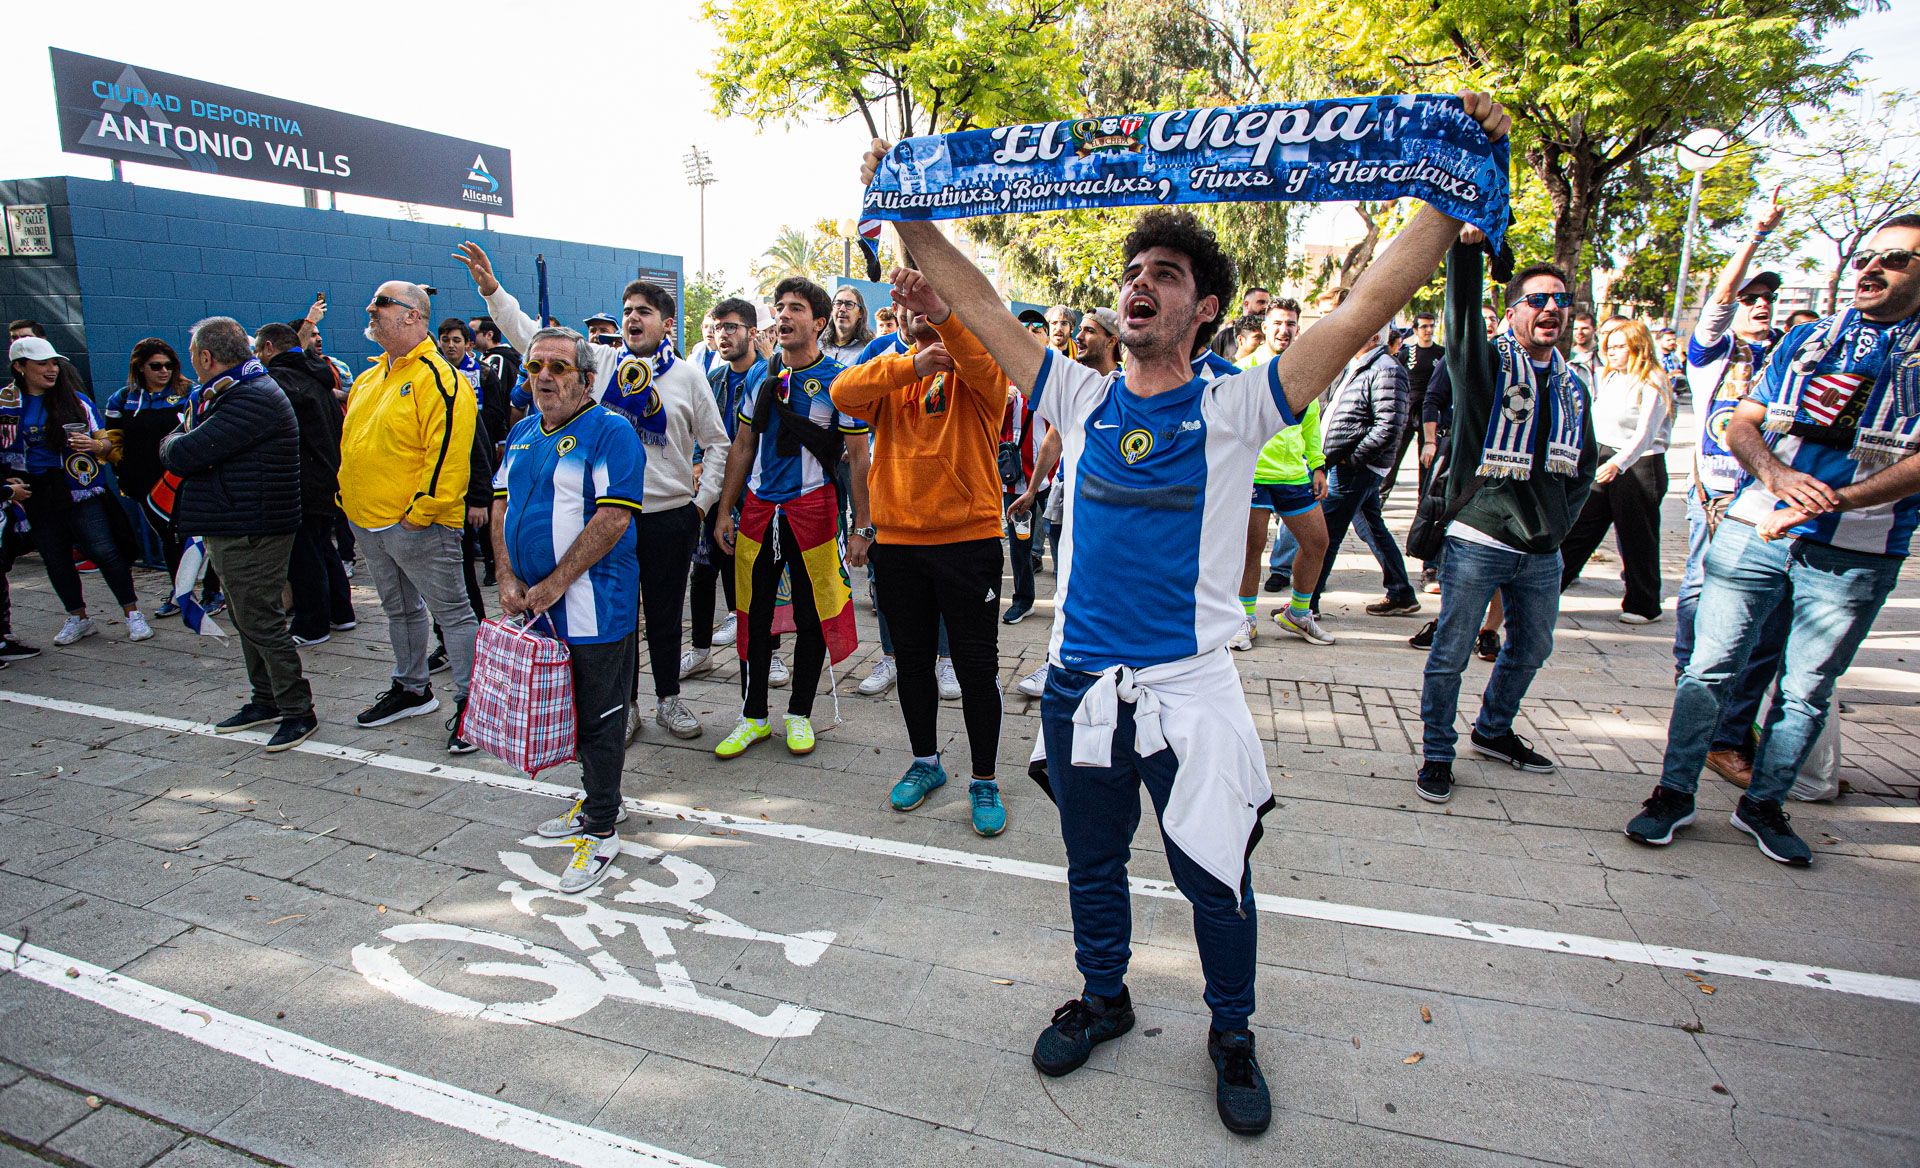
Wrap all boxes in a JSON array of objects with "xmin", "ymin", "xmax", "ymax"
[{"xmin": 59, "ymin": 177, "xmax": 682, "ymax": 398}]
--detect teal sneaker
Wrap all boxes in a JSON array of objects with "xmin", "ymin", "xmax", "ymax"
[
  {"xmin": 969, "ymin": 779, "xmax": 1007, "ymax": 837},
  {"xmin": 889, "ymin": 760, "xmax": 947, "ymax": 811}
]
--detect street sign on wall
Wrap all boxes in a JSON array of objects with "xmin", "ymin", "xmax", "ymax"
[{"xmin": 48, "ymin": 47, "xmax": 513, "ymax": 216}]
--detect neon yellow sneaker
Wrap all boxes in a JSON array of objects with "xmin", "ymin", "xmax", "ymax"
[
  {"xmin": 784, "ymin": 714, "xmax": 816, "ymax": 755},
  {"xmin": 715, "ymin": 717, "xmax": 772, "ymax": 759}
]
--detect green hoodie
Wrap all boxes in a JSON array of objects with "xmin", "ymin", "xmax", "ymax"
[{"xmin": 1253, "ymin": 397, "xmax": 1322, "ymax": 485}]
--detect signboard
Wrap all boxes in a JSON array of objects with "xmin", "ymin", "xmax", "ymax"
[
  {"xmin": 48, "ymin": 48, "xmax": 513, "ymax": 216},
  {"xmin": 5, "ymin": 205, "xmax": 53, "ymax": 257},
  {"xmin": 637, "ymin": 266, "xmax": 682, "ymax": 311}
]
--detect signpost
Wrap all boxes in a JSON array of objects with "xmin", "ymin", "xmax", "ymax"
[
  {"xmin": 47, "ymin": 48, "xmax": 514, "ymax": 216},
  {"xmin": 1672, "ymin": 128, "xmax": 1731, "ymax": 333}
]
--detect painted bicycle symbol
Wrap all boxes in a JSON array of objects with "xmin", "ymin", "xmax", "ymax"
[{"xmin": 351, "ymin": 835, "xmax": 834, "ymax": 1039}]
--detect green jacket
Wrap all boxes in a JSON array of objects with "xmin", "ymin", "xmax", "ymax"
[{"xmin": 1253, "ymin": 398, "xmax": 1322, "ymax": 485}]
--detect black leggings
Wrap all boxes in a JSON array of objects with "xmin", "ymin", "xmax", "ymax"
[
  {"xmin": 740, "ymin": 512, "xmax": 826, "ymax": 720},
  {"xmin": 688, "ymin": 506, "xmax": 736, "ymax": 650},
  {"xmin": 23, "ymin": 484, "xmax": 138, "ymax": 614},
  {"xmin": 1559, "ymin": 450, "xmax": 1669, "ymax": 619},
  {"xmin": 869, "ymin": 538, "xmax": 1004, "ymax": 777},
  {"xmin": 632, "ymin": 503, "xmax": 701, "ymax": 703}
]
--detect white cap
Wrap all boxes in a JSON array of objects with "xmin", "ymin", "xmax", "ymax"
[{"xmin": 8, "ymin": 336, "xmax": 58, "ymax": 363}]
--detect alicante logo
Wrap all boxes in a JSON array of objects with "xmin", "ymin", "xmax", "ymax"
[
  {"xmin": 1120, "ymin": 427, "xmax": 1154, "ymax": 464},
  {"xmin": 462, "ymin": 154, "xmax": 504, "ymax": 207},
  {"xmin": 1071, "ymin": 115, "xmax": 1146, "ymax": 158},
  {"xmin": 617, "ymin": 358, "xmax": 653, "ymax": 398}
]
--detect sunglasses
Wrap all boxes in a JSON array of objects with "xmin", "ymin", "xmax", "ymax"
[
  {"xmin": 1736, "ymin": 292, "xmax": 1777, "ymax": 306},
  {"xmin": 1850, "ymin": 248, "xmax": 1915, "ymax": 273},
  {"xmin": 144, "ymin": 360, "xmax": 175, "ymax": 371},
  {"xmin": 370, "ymin": 294, "xmax": 419, "ymax": 313},
  {"xmin": 523, "ymin": 359, "xmax": 581, "ymax": 377},
  {"xmin": 1516, "ymin": 292, "xmax": 1573, "ymax": 310}
]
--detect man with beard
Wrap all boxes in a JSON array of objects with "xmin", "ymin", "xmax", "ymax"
[
  {"xmin": 1628, "ymin": 214, "xmax": 1920, "ymax": 865},
  {"xmin": 1210, "ymin": 287, "xmax": 1272, "ymax": 357},
  {"xmin": 1381, "ymin": 310, "xmax": 1444, "ymax": 502},
  {"xmin": 1568, "ymin": 308, "xmax": 1598, "ymax": 372},
  {"xmin": 860, "ymin": 92, "xmax": 1510, "ymax": 1135},
  {"xmin": 822, "ymin": 285, "xmax": 875, "ymax": 365},
  {"xmin": 1044, "ymin": 305, "xmax": 1078, "ymax": 359},
  {"xmin": 457, "ymin": 242, "xmax": 732, "ymax": 742},
  {"xmin": 682, "ymin": 297, "xmax": 762, "ymax": 677},
  {"xmin": 251, "ymin": 323, "xmax": 355, "ymax": 647},
  {"xmin": 1416, "ymin": 235, "xmax": 1597, "ymax": 806}
]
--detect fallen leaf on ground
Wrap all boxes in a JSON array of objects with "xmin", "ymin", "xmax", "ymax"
[
  {"xmin": 244, "ymin": 895, "xmax": 259, "ymax": 902},
  {"xmin": 182, "ymin": 1008, "xmax": 212, "ymax": 1025},
  {"xmin": 1403, "ymin": 1052, "xmax": 1425, "ymax": 1065},
  {"xmin": 991, "ymin": 978, "xmax": 1014, "ymax": 985},
  {"xmin": 1699, "ymin": 985, "xmax": 1715, "ymax": 995},
  {"xmin": 161, "ymin": 861, "xmax": 171, "ymax": 870},
  {"xmin": 266, "ymin": 914, "xmax": 305, "ymax": 926},
  {"xmin": 85, "ymin": 1095, "xmax": 101, "ymax": 1109},
  {"xmin": 65, "ymin": 968, "xmax": 79, "ymax": 978},
  {"xmin": 376, "ymin": 905, "xmax": 388, "ymax": 914},
  {"xmin": 1420, "ymin": 1006, "xmax": 1432, "ymax": 1024}
]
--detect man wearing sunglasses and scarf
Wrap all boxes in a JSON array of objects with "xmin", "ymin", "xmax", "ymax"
[
  {"xmin": 1415, "ymin": 234, "xmax": 1598, "ymax": 806},
  {"xmin": 1630, "ymin": 214, "xmax": 1920, "ymax": 863},
  {"xmin": 457, "ymin": 242, "xmax": 733, "ymax": 744}
]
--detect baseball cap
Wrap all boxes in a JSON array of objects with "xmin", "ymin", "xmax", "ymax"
[
  {"xmin": 1738, "ymin": 271, "xmax": 1782, "ymax": 297},
  {"xmin": 583, "ymin": 312, "xmax": 618, "ymax": 327},
  {"xmin": 8, "ymin": 337, "xmax": 58, "ymax": 363},
  {"xmin": 1016, "ymin": 308, "xmax": 1047, "ymax": 326},
  {"xmin": 1086, "ymin": 307, "xmax": 1120, "ymax": 336}
]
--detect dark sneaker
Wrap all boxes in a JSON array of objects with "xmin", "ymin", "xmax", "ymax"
[
  {"xmin": 1262, "ymin": 572, "xmax": 1288, "ymax": 594},
  {"xmin": 356, "ymin": 684, "xmax": 439, "ymax": 727},
  {"xmin": 1002, "ymin": 599, "xmax": 1033, "ymax": 625},
  {"xmin": 265, "ymin": 714, "xmax": 318, "ymax": 753},
  {"xmin": 1032, "ymin": 988, "xmax": 1134, "ymax": 1077},
  {"xmin": 1625, "ymin": 785, "xmax": 1697, "ymax": 846},
  {"xmin": 214, "ymin": 703, "xmax": 281, "ymax": 734},
  {"xmin": 0, "ymin": 639, "xmax": 43, "ymax": 662},
  {"xmin": 1731, "ymin": 796, "xmax": 1813, "ymax": 867},
  {"xmin": 1416, "ymin": 760, "xmax": 1453, "ymax": 804},
  {"xmin": 1408, "ymin": 619, "xmax": 1436, "ymax": 650},
  {"xmin": 1470, "ymin": 729, "xmax": 1555, "ymax": 773},
  {"xmin": 1365, "ymin": 596, "xmax": 1422, "ymax": 616},
  {"xmin": 1208, "ymin": 1028, "xmax": 1272, "ymax": 1135},
  {"xmin": 427, "ymin": 646, "xmax": 450, "ymax": 674},
  {"xmin": 1475, "ymin": 629, "xmax": 1501, "ymax": 662},
  {"xmin": 447, "ymin": 699, "xmax": 477, "ymax": 755}
]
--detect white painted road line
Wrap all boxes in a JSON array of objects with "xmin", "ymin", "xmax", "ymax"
[
  {"xmin": 0, "ymin": 932, "xmax": 721, "ymax": 1168},
  {"xmin": 6, "ymin": 688, "xmax": 1919, "ymax": 1007}
]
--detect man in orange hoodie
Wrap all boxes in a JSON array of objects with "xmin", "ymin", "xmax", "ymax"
[{"xmin": 832, "ymin": 267, "xmax": 1011, "ymax": 837}]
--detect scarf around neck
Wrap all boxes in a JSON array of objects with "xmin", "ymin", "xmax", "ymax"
[
  {"xmin": 1766, "ymin": 308, "xmax": 1920, "ymax": 467},
  {"xmin": 1480, "ymin": 335, "xmax": 1585, "ymax": 479},
  {"xmin": 610, "ymin": 342, "xmax": 676, "ymax": 446}
]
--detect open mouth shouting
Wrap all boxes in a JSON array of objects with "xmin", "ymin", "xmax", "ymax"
[{"xmin": 1123, "ymin": 291, "xmax": 1159, "ymax": 328}]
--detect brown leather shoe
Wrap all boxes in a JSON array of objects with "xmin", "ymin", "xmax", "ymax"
[{"xmin": 1705, "ymin": 749, "xmax": 1753, "ymax": 789}]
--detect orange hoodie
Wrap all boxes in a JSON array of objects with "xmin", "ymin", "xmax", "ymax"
[{"xmin": 830, "ymin": 313, "xmax": 1010, "ymax": 546}]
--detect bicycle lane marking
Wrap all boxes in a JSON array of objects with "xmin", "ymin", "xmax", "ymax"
[
  {"xmin": 5, "ymin": 688, "xmax": 1918, "ymax": 1007},
  {"xmin": 0, "ymin": 932, "xmax": 722, "ymax": 1168}
]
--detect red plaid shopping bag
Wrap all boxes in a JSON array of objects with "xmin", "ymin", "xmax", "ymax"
[{"xmin": 460, "ymin": 615, "xmax": 577, "ymax": 774}]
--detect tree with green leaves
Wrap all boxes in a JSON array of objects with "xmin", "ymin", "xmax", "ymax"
[
  {"xmin": 1257, "ymin": 0, "xmax": 1875, "ymax": 299},
  {"xmin": 680, "ymin": 271, "xmax": 739, "ymax": 346},
  {"xmin": 1594, "ymin": 147, "xmax": 1763, "ymax": 318},
  {"xmin": 751, "ymin": 227, "xmax": 837, "ymax": 294}
]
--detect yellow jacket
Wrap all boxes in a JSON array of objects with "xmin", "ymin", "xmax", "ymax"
[{"xmin": 339, "ymin": 338, "xmax": 477, "ymax": 529}]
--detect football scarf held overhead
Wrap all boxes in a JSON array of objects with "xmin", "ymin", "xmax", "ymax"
[
  {"xmin": 611, "ymin": 344, "xmax": 675, "ymax": 447},
  {"xmin": 1766, "ymin": 309, "xmax": 1920, "ymax": 467},
  {"xmin": 732, "ymin": 485, "xmax": 857, "ymax": 667},
  {"xmin": 1480, "ymin": 335, "xmax": 1586, "ymax": 480},
  {"xmin": 858, "ymin": 93, "xmax": 1511, "ymax": 276}
]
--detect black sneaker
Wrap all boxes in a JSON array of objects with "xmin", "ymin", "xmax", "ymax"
[
  {"xmin": 1408, "ymin": 619, "xmax": 1436, "ymax": 650},
  {"xmin": 483, "ymin": 564, "xmax": 497, "ymax": 587},
  {"xmin": 214, "ymin": 703, "xmax": 281, "ymax": 734},
  {"xmin": 1475, "ymin": 629, "xmax": 1501, "ymax": 662},
  {"xmin": 1730, "ymin": 795, "xmax": 1813, "ymax": 867},
  {"xmin": 1032, "ymin": 988, "xmax": 1134, "ymax": 1077},
  {"xmin": 356, "ymin": 684, "xmax": 439, "ymax": 727},
  {"xmin": 1625, "ymin": 785, "xmax": 1697, "ymax": 846},
  {"xmin": 1365, "ymin": 596, "xmax": 1422, "ymax": 616},
  {"xmin": 0, "ymin": 638, "xmax": 42, "ymax": 662},
  {"xmin": 427, "ymin": 646, "xmax": 450, "ymax": 674},
  {"xmin": 1207, "ymin": 1028, "xmax": 1272, "ymax": 1135},
  {"xmin": 1262, "ymin": 572, "xmax": 1288, "ymax": 594},
  {"xmin": 1416, "ymin": 760, "xmax": 1453, "ymax": 803},
  {"xmin": 1002, "ymin": 599, "xmax": 1033, "ymax": 625},
  {"xmin": 447, "ymin": 698, "xmax": 477, "ymax": 755},
  {"xmin": 266, "ymin": 714, "xmax": 318, "ymax": 753},
  {"xmin": 1470, "ymin": 729, "xmax": 1555, "ymax": 773}
]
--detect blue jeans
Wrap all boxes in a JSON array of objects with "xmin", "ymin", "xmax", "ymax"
[
  {"xmin": 1659, "ymin": 522, "xmax": 1902, "ymax": 802},
  {"xmin": 1673, "ymin": 488, "xmax": 1715, "ymax": 671},
  {"xmin": 1311, "ymin": 464, "xmax": 1415, "ymax": 609},
  {"xmin": 1420, "ymin": 536, "xmax": 1561, "ymax": 761},
  {"xmin": 1042, "ymin": 666, "xmax": 1257, "ymax": 1031},
  {"xmin": 1674, "ymin": 489, "xmax": 1788, "ymax": 753}
]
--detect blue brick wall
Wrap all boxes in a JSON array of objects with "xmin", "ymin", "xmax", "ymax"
[{"xmin": 63, "ymin": 178, "xmax": 682, "ymax": 397}]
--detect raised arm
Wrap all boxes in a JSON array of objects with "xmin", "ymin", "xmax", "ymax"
[
  {"xmin": 1273, "ymin": 92, "xmax": 1509, "ymax": 417},
  {"xmin": 1708, "ymin": 189, "xmax": 1784, "ymax": 308},
  {"xmin": 862, "ymin": 142, "xmax": 1047, "ymax": 393},
  {"xmin": 454, "ymin": 242, "xmax": 539, "ymax": 353}
]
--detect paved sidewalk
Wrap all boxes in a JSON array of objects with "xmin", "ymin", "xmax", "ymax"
[{"xmin": 0, "ymin": 421, "xmax": 1915, "ymax": 1167}]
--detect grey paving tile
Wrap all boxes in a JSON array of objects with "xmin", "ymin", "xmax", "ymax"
[
  {"xmin": 0, "ymin": 1075, "xmax": 94, "ymax": 1146},
  {"xmin": 1699, "ymin": 1032, "xmax": 1920, "ymax": 1137},
  {"xmin": 47, "ymin": 1105, "xmax": 184, "ymax": 1168},
  {"xmin": 286, "ymin": 845, "xmax": 463, "ymax": 914},
  {"xmin": 758, "ymin": 1011, "xmax": 1005, "ymax": 1130},
  {"xmin": 41, "ymin": 837, "xmax": 204, "ymax": 908},
  {"xmin": 149, "ymin": 1143, "xmax": 268, "ymax": 1168},
  {"xmin": 180, "ymin": 818, "xmax": 350, "ymax": 882},
  {"xmin": 13, "ymin": 891, "xmax": 192, "ymax": 971},
  {"xmin": 595, "ymin": 1050, "xmax": 849, "ymax": 1168}
]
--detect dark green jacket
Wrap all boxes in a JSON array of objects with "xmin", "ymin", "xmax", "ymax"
[{"xmin": 1442, "ymin": 243, "xmax": 1598, "ymax": 554}]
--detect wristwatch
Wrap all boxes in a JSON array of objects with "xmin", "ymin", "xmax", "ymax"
[{"xmin": 853, "ymin": 525, "xmax": 877, "ymax": 540}]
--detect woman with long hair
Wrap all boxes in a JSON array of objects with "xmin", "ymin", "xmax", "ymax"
[
  {"xmin": 104, "ymin": 338, "xmax": 205, "ymax": 617},
  {"xmin": 1558, "ymin": 316, "xmax": 1674, "ymax": 623},
  {"xmin": 2, "ymin": 343, "xmax": 151, "ymax": 644}
]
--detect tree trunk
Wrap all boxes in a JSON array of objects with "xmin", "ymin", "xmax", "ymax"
[{"xmin": 1530, "ymin": 144, "xmax": 1602, "ymax": 306}]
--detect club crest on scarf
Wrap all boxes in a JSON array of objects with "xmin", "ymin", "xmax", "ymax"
[
  {"xmin": 610, "ymin": 345, "xmax": 674, "ymax": 447},
  {"xmin": 1767, "ymin": 310, "xmax": 1920, "ymax": 466},
  {"xmin": 1479, "ymin": 334, "xmax": 1585, "ymax": 479}
]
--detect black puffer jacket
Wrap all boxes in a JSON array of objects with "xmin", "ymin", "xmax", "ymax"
[
  {"xmin": 160, "ymin": 371, "xmax": 302, "ymax": 537},
  {"xmin": 267, "ymin": 350, "xmax": 344, "ymax": 521},
  {"xmin": 1320, "ymin": 346, "xmax": 1410, "ymax": 475}
]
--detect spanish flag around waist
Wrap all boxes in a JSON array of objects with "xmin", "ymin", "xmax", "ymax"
[{"xmin": 734, "ymin": 484, "xmax": 857, "ymax": 667}]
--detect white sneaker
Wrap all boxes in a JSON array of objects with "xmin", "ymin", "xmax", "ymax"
[
  {"xmin": 537, "ymin": 795, "xmax": 630, "ymax": 839},
  {"xmin": 54, "ymin": 616, "xmax": 98, "ymax": 646},
  {"xmin": 656, "ymin": 695, "xmax": 702, "ymax": 739},
  {"xmin": 711, "ymin": 613, "xmax": 738, "ymax": 647},
  {"xmin": 858, "ymin": 655, "xmax": 898, "ymax": 696},
  {"xmin": 1275, "ymin": 608, "xmax": 1336, "ymax": 646},
  {"xmin": 936, "ymin": 657, "xmax": 961, "ymax": 700},
  {"xmin": 768, "ymin": 656, "xmax": 790, "ymax": 688},
  {"xmin": 1618, "ymin": 611, "xmax": 1661, "ymax": 625},
  {"xmin": 558, "ymin": 832, "xmax": 622, "ymax": 894},
  {"xmin": 126, "ymin": 611, "xmax": 154, "ymax": 642},
  {"xmin": 624, "ymin": 702, "xmax": 642, "ymax": 746},
  {"xmin": 342, "ymin": 560, "xmax": 355, "ymax": 579},
  {"xmin": 680, "ymin": 646, "xmax": 715, "ymax": 679},
  {"xmin": 1017, "ymin": 663, "xmax": 1049, "ymax": 699},
  {"xmin": 1229, "ymin": 615, "xmax": 1254, "ymax": 651}
]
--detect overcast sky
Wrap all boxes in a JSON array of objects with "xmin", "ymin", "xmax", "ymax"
[{"xmin": 2, "ymin": 0, "xmax": 1914, "ymax": 301}]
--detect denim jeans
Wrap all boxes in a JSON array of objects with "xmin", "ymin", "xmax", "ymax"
[
  {"xmin": 1673, "ymin": 488, "xmax": 1714, "ymax": 671},
  {"xmin": 1420, "ymin": 536, "xmax": 1562, "ymax": 761},
  {"xmin": 1311, "ymin": 464, "xmax": 1415, "ymax": 609},
  {"xmin": 1675, "ymin": 488, "xmax": 1795, "ymax": 753},
  {"xmin": 1658, "ymin": 521, "xmax": 1903, "ymax": 802}
]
